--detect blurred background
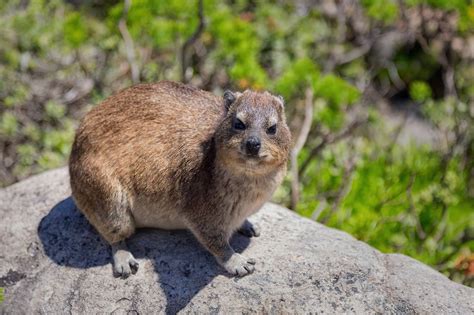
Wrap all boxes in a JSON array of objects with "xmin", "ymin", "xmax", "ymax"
[{"xmin": 0, "ymin": 0, "xmax": 473, "ymax": 286}]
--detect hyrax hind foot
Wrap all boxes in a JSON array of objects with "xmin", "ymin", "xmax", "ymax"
[
  {"xmin": 112, "ymin": 241, "xmax": 139, "ymax": 279},
  {"xmin": 220, "ymin": 253, "xmax": 256, "ymax": 277},
  {"xmin": 238, "ymin": 219, "xmax": 261, "ymax": 237}
]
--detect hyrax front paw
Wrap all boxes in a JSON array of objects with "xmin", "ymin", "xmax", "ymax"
[
  {"xmin": 221, "ymin": 253, "xmax": 256, "ymax": 277},
  {"xmin": 238, "ymin": 220, "xmax": 261, "ymax": 237},
  {"xmin": 113, "ymin": 248, "xmax": 139, "ymax": 279}
]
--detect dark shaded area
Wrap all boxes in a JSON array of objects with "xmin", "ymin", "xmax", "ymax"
[
  {"xmin": 66, "ymin": 0, "xmax": 120, "ymax": 17},
  {"xmin": 0, "ymin": 269, "xmax": 27, "ymax": 287},
  {"xmin": 38, "ymin": 197, "xmax": 251, "ymax": 314},
  {"xmin": 38, "ymin": 197, "xmax": 111, "ymax": 267}
]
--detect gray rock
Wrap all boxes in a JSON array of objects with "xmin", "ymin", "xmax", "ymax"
[{"xmin": 0, "ymin": 167, "xmax": 473, "ymax": 314}]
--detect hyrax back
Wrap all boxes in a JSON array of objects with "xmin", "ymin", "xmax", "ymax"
[{"xmin": 69, "ymin": 81, "xmax": 291, "ymax": 277}]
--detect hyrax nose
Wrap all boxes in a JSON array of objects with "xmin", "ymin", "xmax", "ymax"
[{"xmin": 246, "ymin": 136, "xmax": 261, "ymax": 156}]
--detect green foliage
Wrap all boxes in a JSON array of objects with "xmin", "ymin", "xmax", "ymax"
[
  {"xmin": 209, "ymin": 5, "xmax": 268, "ymax": 88},
  {"xmin": 274, "ymin": 58, "xmax": 319, "ymax": 99},
  {"xmin": 64, "ymin": 12, "xmax": 89, "ymax": 48},
  {"xmin": 335, "ymin": 146, "xmax": 472, "ymax": 265},
  {"xmin": 313, "ymin": 74, "xmax": 360, "ymax": 108},
  {"xmin": 108, "ymin": 0, "xmax": 196, "ymax": 48},
  {"xmin": 296, "ymin": 112, "xmax": 473, "ymax": 278},
  {"xmin": 0, "ymin": 112, "xmax": 18, "ymax": 136},
  {"xmin": 362, "ymin": 0, "xmax": 399, "ymax": 24},
  {"xmin": 45, "ymin": 101, "xmax": 66, "ymax": 121},
  {"xmin": 4, "ymin": 85, "xmax": 28, "ymax": 108},
  {"xmin": 376, "ymin": 0, "xmax": 474, "ymax": 31},
  {"xmin": 410, "ymin": 81, "xmax": 432, "ymax": 102},
  {"xmin": 312, "ymin": 75, "xmax": 360, "ymax": 130}
]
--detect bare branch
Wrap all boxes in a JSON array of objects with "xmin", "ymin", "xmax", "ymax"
[
  {"xmin": 293, "ymin": 89, "xmax": 315, "ymax": 154},
  {"xmin": 181, "ymin": 0, "xmax": 205, "ymax": 83},
  {"xmin": 298, "ymin": 116, "xmax": 366, "ymax": 178},
  {"xmin": 290, "ymin": 88, "xmax": 314, "ymax": 210},
  {"xmin": 320, "ymin": 152, "xmax": 356, "ymax": 224},
  {"xmin": 443, "ymin": 61, "xmax": 457, "ymax": 98},
  {"xmin": 335, "ymin": 44, "xmax": 371, "ymax": 66},
  {"xmin": 311, "ymin": 199, "xmax": 328, "ymax": 221},
  {"xmin": 118, "ymin": 0, "xmax": 140, "ymax": 84},
  {"xmin": 407, "ymin": 174, "xmax": 426, "ymax": 240},
  {"xmin": 432, "ymin": 127, "xmax": 464, "ymax": 243}
]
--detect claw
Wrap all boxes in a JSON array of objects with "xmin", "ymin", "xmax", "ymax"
[
  {"xmin": 130, "ymin": 259, "xmax": 139, "ymax": 274},
  {"xmin": 238, "ymin": 220, "xmax": 261, "ymax": 238},
  {"xmin": 112, "ymin": 242, "xmax": 139, "ymax": 278},
  {"xmin": 221, "ymin": 253, "xmax": 256, "ymax": 277}
]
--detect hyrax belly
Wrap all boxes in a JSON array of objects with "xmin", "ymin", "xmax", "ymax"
[{"xmin": 131, "ymin": 198, "xmax": 187, "ymax": 230}]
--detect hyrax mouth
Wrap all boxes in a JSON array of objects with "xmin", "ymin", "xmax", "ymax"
[
  {"xmin": 241, "ymin": 154, "xmax": 262, "ymax": 162},
  {"xmin": 238, "ymin": 151, "xmax": 270, "ymax": 165}
]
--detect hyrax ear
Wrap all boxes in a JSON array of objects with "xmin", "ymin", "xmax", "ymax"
[
  {"xmin": 223, "ymin": 90, "xmax": 241, "ymax": 111},
  {"xmin": 274, "ymin": 95, "xmax": 285, "ymax": 111}
]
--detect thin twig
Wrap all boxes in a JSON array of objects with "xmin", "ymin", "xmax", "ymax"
[
  {"xmin": 443, "ymin": 61, "xmax": 457, "ymax": 98},
  {"xmin": 320, "ymin": 148, "xmax": 356, "ymax": 224},
  {"xmin": 432, "ymin": 128, "xmax": 463, "ymax": 243},
  {"xmin": 406, "ymin": 174, "xmax": 426, "ymax": 240},
  {"xmin": 290, "ymin": 88, "xmax": 314, "ymax": 210},
  {"xmin": 181, "ymin": 0, "xmax": 205, "ymax": 83},
  {"xmin": 298, "ymin": 117, "xmax": 365, "ymax": 178},
  {"xmin": 118, "ymin": 0, "xmax": 139, "ymax": 84},
  {"xmin": 335, "ymin": 44, "xmax": 371, "ymax": 66},
  {"xmin": 311, "ymin": 199, "xmax": 328, "ymax": 221}
]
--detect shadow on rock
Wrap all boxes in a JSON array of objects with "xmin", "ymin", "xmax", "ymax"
[
  {"xmin": 38, "ymin": 197, "xmax": 110, "ymax": 267},
  {"xmin": 38, "ymin": 197, "xmax": 251, "ymax": 314}
]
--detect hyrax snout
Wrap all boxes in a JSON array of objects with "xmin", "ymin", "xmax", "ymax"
[{"xmin": 69, "ymin": 81, "xmax": 291, "ymax": 278}]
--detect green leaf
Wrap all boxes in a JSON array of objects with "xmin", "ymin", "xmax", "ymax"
[
  {"xmin": 313, "ymin": 74, "xmax": 360, "ymax": 107},
  {"xmin": 45, "ymin": 101, "xmax": 66, "ymax": 120},
  {"xmin": 274, "ymin": 58, "xmax": 319, "ymax": 99},
  {"xmin": 410, "ymin": 81, "xmax": 432, "ymax": 102},
  {"xmin": 0, "ymin": 112, "xmax": 18, "ymax": 136},
  {"xmin": 64, "ymin": 12, "xmax": 88, "ymax": 48}
]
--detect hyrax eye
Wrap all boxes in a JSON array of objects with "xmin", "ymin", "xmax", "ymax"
[
  {"xmin": 267, "ymin": 124, "xmax": 277, "ymax": 135},
  {"xmin": 234, "ymin": 118, "xmax": 246, "ymax": 130}
]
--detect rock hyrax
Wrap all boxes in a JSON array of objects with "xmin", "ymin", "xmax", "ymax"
[{"xmin": 69, "ymin": 81, "xmax": 291, "ymax": 278}]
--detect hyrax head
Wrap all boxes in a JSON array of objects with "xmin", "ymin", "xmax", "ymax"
[{"xmin": 215, "ymin": 89, "xmax": 291, "ymax": 176}]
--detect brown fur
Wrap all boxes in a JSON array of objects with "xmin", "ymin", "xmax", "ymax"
[{"xmin": 69, "ymin": 81, "xmax": 291, "ymax": 277}]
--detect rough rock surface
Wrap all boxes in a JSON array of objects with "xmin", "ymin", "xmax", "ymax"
[{"xmin": 0, "ymin": 168, "xmax": 473, "ymax": 314}]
